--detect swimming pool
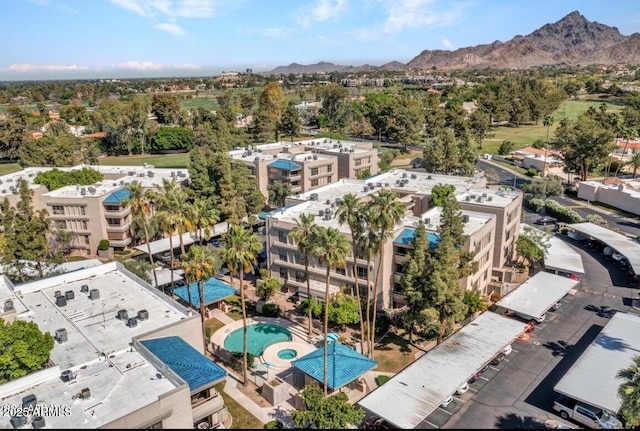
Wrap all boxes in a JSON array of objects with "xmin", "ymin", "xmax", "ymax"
[
  {"xmin": 277, "ymin": 348, "xmax": 298, "ymax": 360},
  {"xmin": 223, "ymin": 323, "xmax": 292, "ymax": 357}
]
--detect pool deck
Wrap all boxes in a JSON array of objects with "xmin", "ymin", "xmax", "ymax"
[
  {"xmin": 210, "ymin": 316, "xmax": 315, "ymax": 362},
  {"xmin": 262, "ymin": 340, "xmax": 315, "ymax": 369}
]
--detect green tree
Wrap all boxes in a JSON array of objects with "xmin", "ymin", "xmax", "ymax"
[
  {"xmin": 516, "ymin": 225, "xmax": 551, "ymax": 270},
  {"xmin": 151, "ymin": 94, "xmax": 181, "ymax": 124},
  {"xmin": 256, "ymin": 268, "xmax": 280, "ymax": 302},
  {"xmin": 312, "ymin": 226, "xmax": 351, "ymax": 397},
  {"xmin": 223, "ymin": 224, "xmax": 263, "ymax": 386},
  {"xmin": 366, "ymin": 189, "xmax": 405, "ymax": 359},
  {"xmin": 386, "ymin": 93, "xmax": 424, "ymax": 152},
  {"xmin": 252, "ymin": 82, "xmax": 288, "ymax": 142},
  {"xmin": 0, "ymin": 319, "xmax": 55, "ymax": 383},
  {"xmin": 189, "ymin": 199, "xmax": 220, "ymax": 244},
  {"xmin": 423, "ymin": 129, "xmax": 460, "ymax": 175},
  {"xmin": 627, "ymin": 153, "xmax": 640, "ymax": 179},
  {"xmin": 288, "ymin": 213, "xmax": 319, "ymax": 337},
  {"xmin": 291, "ymin": 384, "xmax": 365, "ymax": 429},
  {"xmin": 150, "ymin": 127, "xmax": 194, "ymax": 152},
  {"xmin": 267, "ymin": 180, "xmax": 291, "ymax": 208},
  {"xmin": 33, "ymin": 168, "xmax": 103, "ymax": 191},
  {"xmin": 279, "ymin": 102, "xmax": 301, "ymax": 142},
  {"xmin": 328, "ymin": 291, "xmax": 360, "ymax": 326},
  {"xmin": 318, "ymin": 84, "xmax": 352, "ymax": 133},
  {"xmin": 182, "ymin": 244, "xmax": 222, "ymax": 344},
  {"xmin": 430, "ymin": 184, "xmax": 456, "ymax": 207},
  {"xmin": 522, "ymin": 177, "xmax": 564, "ymax": 200},
  {"xmin": 121, "ymin": 258, "xmax": 152, "ymax": 283},
  {"xmin": 469, "ymin": 110, "xmax": 493, "ymax": 149},
  {"xmin": 617, "ymin": 355, "xmax": 640, "ymax": 428},
  {"xmin": 123, "ymin": 182, "xmax": 159, "ymax": 288},
  {"xmin": 336, "ymin": 193, "xmax": 367, "ymax": 353}
]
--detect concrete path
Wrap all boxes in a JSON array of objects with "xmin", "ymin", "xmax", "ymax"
[{"xmin": 211, "ymin": 308, "xmax": 234, "ymax": 324}]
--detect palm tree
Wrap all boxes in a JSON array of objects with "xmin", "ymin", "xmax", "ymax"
[
  {"xmin": 124, "ymin": 182, "xmax": 159, "ymax": 288},
  {"xmin": 312, "ymin": 226, "xmax": 352, "ymax": 397},
  {"xmin": 361, "ymin": 218, "xmax": 380, "ymax": 358},
  {"xmin": 154, "ymin": 210, "xmax": 178, "ymax": 295},
  {"xmin": 542, "ymin": 114, "xmax": 554, "ymax": 178},
  {"xmin": 627, "ymin": 153, "xmax": 640, "ymax": 179},
  {"xmin": 181, "ymin": 244, "xmax": 222, "ymax": 345},
  {"xmin": 190, "ymin": 199, "xmax": 220, "ymax": 244},
  {"xmin": 288, "ymin": 213, "xmax": 319, "ymax": 337},
  {"xmin": 367, "ymin": 189, "xmax": 405, "ymax": 360},
  {"xmin": 223, "ymin": 224, "xmax": 263, "ymax": 386},
  {"xmin": 336, "ymin": 193, "xmax": 367, "ymax": 354},
  {"xmin": 617, "ymin": 354, "xmax": 640, "ymax": 427},
  {"xmin": 613, "ymin": 126, "xmax": 637, "ymax": 179}
]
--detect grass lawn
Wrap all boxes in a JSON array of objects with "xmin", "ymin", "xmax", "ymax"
[
  {"xmin": 205, "ymin": 318, "xmax": 226, "ymax": 338},
  {"xmin": 98, "ymin": 153, "xmax": 190, "ymax": 168},
  {"xmin": 373, "ymin": 330, "xmax": 424, "ymax": 373},
  {"xmin": 214, "ymin": 381, "xmax": 264, "ymax": 430},
  {"xmin": 0, "ymin": 163, "xmax": 22, "ymax": 176}
]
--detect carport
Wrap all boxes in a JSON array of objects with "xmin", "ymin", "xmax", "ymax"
[
  {"xmin": 356, "ymin": 311, "xmax": 527, "ymax": 429},
  {"xmin": 568, "ymin": 222, "xmax": 640, "ymax": 276},
  {"xmin": 543, "ymin": 234, "xmax": 585, "ymax": 277},
  {"xmin": 494, "ymin": 272, "xmax": 580, "ymax": 321}
]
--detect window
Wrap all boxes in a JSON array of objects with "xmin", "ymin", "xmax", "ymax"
[
  {"xmin": 84, "ymin": 235, "xmax": 90, "ymax": 245},
  {"xmin": 279, "ymin": 267, "xmax": 288, "ymax": 280},
  {"xmin": 295, "ymin": 271, "xmax": 306, "ymax": 283},
  {"xmin": 278, "ymin": 230, "xmax": 288, "ymax": 243},
  {"xmin": 335, "ymin": 267, "xmax": 346, "ymax": 276},
  {"xmin": 328, "ymin": 176, "xmax": 333, "ymax": 183},
  {"xmin": 52, "ymin": 205, "xmax": 64, "ymax": 215},
  {"xmin": 311, "ymin": 179, "xmax": 318, "ymax": 187},
  {"xmin": 54, "ymin": 220, "xmax": 66, "ymax": 229},
  {"xmin": 311, "ymin": 167, "xmax": 318, "ymax": 176},
  {"xmin": 294, "ymin": 252, "xmax": 303, "ymax": 265},
  {"xmin": 291, "ymin": 170, "xmax": 300, "ymax": 176},
  {"xmin": 357, "ymin": 266, "xmax": 368, "ymax": 278},
  {"xmin": 81, "ymin": 220, "xmax": 88, "ymax": 230},
  {"xmin": 278, "ymin": 249, "xmax": 288, "ymax": 262},
  {"xmin": 355, "ymin": 158, "xmax": 362, "ymax": 166},
  {"xmin": 327, "ymin": 165, "xmax": 333, "ymax": 173},
  {"xmin": 291, "ymin": 181, "xmax": 299, "ymax": 187}
]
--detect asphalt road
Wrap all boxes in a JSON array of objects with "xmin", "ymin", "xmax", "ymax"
[{"xmin": 425, "ymin": 229, "xmax": 639, "ymax": 429}]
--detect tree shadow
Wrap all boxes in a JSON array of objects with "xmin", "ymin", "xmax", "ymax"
[
  {"xmin": 495, "ymin": 412, "xmax": 547, "ymax": 429},
  {"xmin": 583, "ymin": 304, "xmax": 616, "ymax": 319},
  {"xmin": 542, "ymin": 339, "xmax": 571, "ymax": 357}
]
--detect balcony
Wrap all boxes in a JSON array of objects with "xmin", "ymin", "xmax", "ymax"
[
  {"xmin": 106, "ymin": 223, "xmax": 131, "ymax": 233},
  {"xmin": 192, "ymin": 391, "xmax": 225, "ymax": 422},
  {"xmin": 103, "ymin": 207, "xmax": 131, "ymax": 217},
  {"xmin": 108, "ymin": 237, "xmax": 132, "ymax": 248}
]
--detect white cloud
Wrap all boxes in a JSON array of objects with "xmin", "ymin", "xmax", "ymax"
[
  {"xmin": 297, "ymin": 0, "xmax": 348, "ymax": 27},
  {"xmin": 441, "ymin": 38, "xmax": 453, "ymax": 49},
  {"xmin": 7, "ymin": 64, "xmax": 89, "ymax": 72},
  {"xmin": 154, "ymin": 22, "xmax": 186, "ymax": 35},
  {"xmin": 109, "ymin": 0, "xmax": 215, "ymax": 18},
  {"xmin": 238, "ymin": 26, "xmax": 293, "ymax": 37},
  {"xmin": 115, "ymin": 61, "xmax": 200, "ymax": 71}
]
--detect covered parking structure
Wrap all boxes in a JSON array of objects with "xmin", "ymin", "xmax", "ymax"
[
  {"xmin": 356, "ymin": 311, "xmax": 527, "ymax": 429},
  {"xmin": 542, "ymin": 233, "xmax": 585, "ymax": 278},
  {"xmin": 554, "ymin": 311, "xmax": 640, "ymax": 415},
  {"xmin": 493, "ymin": 272, "xmax": 580, "ymax": 321},
  {"xmin": 567, "ymin": 222, "xmax": 640, "ymax": 277}
]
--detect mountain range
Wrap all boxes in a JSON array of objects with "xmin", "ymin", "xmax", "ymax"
[{"xmin": 267, "ymin": 11, "xmax": 640, "ymax": 75}]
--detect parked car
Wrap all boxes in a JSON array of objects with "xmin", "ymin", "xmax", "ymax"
[
  {"xmin": 363, "ymin": 416, "xmax": 395, "ymax": 429},
  {"xmin": 516, "ymin": 311, "xmax": 546, "ymax": 324},
  {"xmin": 491, "ymin": 352, "xmax": 506, "ymax": 366},
  {"xmin": 441, "ymin": 395, "xmax": 454, "ymax": 407},
  {"xmin": 456, "ymin": 382, "xmax": 469, "ymax": 395},
  {"xmin": 535, "ymin": 216, "xmax": 558, "ymax": 226},
  {"xmin": 552, "ymin": 395, "xmax": 622, "ymax": 429}
]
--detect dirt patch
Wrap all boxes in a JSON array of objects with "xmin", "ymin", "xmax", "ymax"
[{"xmin": 235, "ymin": 379, "xmax": 272, "ymax": 408}]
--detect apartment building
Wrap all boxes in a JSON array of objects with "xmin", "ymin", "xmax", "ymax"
[
  {"xmin": 265, "ymin": 169, "xmax": 522, "ymax": 308},
  {"xmin": 229, "ymin": 139, "xmax": 379, "ymax": 199},
  {"xmin": 0, "ymin": 165, "xmax": 190, "ymax": 257},
  {"xmin": 0, "ymin": 262, "xmax": 227, "ymax": 429}
]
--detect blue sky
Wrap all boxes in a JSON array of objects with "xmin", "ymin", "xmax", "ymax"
[{"xmin": 1, "ymin": 0, "xmax": 638, "ymax": 81}]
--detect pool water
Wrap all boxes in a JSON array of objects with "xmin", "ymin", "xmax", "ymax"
[
  {"xmin": 223, "ymin": 323, "xmax": 292, "ymax": 357},
  {"xmin": 277, "ymin": 349, "xmax": 298, "ymax": 360}
]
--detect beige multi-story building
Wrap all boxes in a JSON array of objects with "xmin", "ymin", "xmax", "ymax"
[
  {"xmin": 0, "ymin": 165, "xmax": 190, "ymax": 257},
  {"xmin": 0, "ymin": 262, "xmax": 227, "ymax": 429},
  {"xmin": 229, "ymin": 139, "xmax": 379, "ymax": 199},
  {"xmin": 265, "ymin": 169, "xmax": 523, "ymax": 309}
]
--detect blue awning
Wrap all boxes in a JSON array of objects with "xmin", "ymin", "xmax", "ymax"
[
  {"xmin": 103, "ymin": 188, "xmax": 130, "ymax": 204},
  {"xmin": 394, "ymin": 228, "xmax": 441, "ymax": 250},
  {"xmin": 174, "ymin": 277, "xmax": 237, "ymax": 307},
  {"xmin": 291, "ymin": 342, "xmax": 377, "ymax": 390},
  {"xmin": 269, "ymin": 159, "xmax": 301, "ymax": 171},
  {"xmin": 140, "ymin": 336, "xmax": 227, "ymax": 392}
]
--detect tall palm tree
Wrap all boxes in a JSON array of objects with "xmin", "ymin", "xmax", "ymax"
[
  {"xmin": 361, "ymin": 217, "xmax": 380, "ymax": 358},
  {"xmin": 154, "ymin": 210, "xmax": 178, "ymax": 295},
  {"xmin": 174, "ymin": 191, "xmax": 193, "ymax": 255},
  {"xmin": 336, "ymin": 193, "xmax": 367, "ymax": 354},
  {"xmin": 155, "ymin": 178, "xmax": 187, "ymax": 295},
  {"xmin": 124, "ymin": 182, "xmax": 159, "ymax": 288},
  {"xmin": 617, "ymin": 354, "xmax": 640, "ymax": 428},
  {"xmin": 312, "ymin": 226, "xmax": 352, "ymax": 397},
  {"xmin": 367, "ymin": 189, "xmax": 405, "ymax": 360},
  {"xmin": 288, "ymin": 213, "xmax": 319, "ymax": 337},
  {"xmin": 542, "ymin": 114, "xmax": 554, "ymax": 178},
  {"xmin": 181, "ymin": 244, "xmax": 222, "ymax": 345},
  {"xmin": 223, "ymin": 224, "xmax": 263, "ymax": 386},
  {"xmin": 627, "ymin": 153, "xmax": 640, "ymax": 179},
  {"xmin": 190, "ymin": 199, "xmax": 220, "ymax": 244}
]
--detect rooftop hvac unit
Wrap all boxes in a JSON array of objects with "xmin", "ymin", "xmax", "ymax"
[
  {"xmin": 32, "ymin": 416, "xmax": 46, "ymax": 429},
  {"xmin": 325, "ymin": 199, "xmax": 331, "ymax": 205},
  {"xmin": 385, "ymin": 183, "xmax": 389, "ymax": 187},
  {"xmin": 466, "ymin": 195, "xmax": 471, "ymax": 201},
  {"xmin": 55, "ymin": 328, "xmax": 68, "ymax": 343},
  {"xmin": 54, "ymin": 290, "xmax": 62, "ymax": 298},
  {"xmin": 313, "ymin": 155, "xmax": 318, "ymax": 160},
  {"xmin": 65, "ymin": 290, "xmax": 75, "ymax": 300},
  {"xmin": 376, "ymin": 182, "xmax": 382, "ymax": 187},
  {"xmin": 318, "ymin": 210, "xmax": 324, "ymax": 216},
  {"xmin": 310, "ymin": 193, "xmax": 318, "ymax": 201},
  {"xmin": 330, "ymin": 202, "xmax": 336, "ymax": 208},
  {"xmin": 81, "ymin": 387, "xmax": 91, "ymax": 399},
  {"xmin": 368, "ymin": 183, "xmax": 375, "ymax": 190},
  {"xmin": 10, "ymin": 415, "xmax": 26, "ymax": 429},
  {"xmin": 22, "ymin": 394, "xmax": 37, "ymax": 408},
  {"xmin": 4, "ymin": 299, "xmax": 14, "ymax": 311},
  {"xmin": 427, "ymin": 175, "xmax": 432, "ymax": 180},
  {"xmin": 80, "ymin": 188, "xmax": 86, "ymax": 196},
  {"xmin": 80, "ymin": 284, "xmax": 89, "ymax": 293},
  {"xmin": 170, "ymin": 171, "xmax": 175, "ymax": 177},
  {"xmin": 363, "ymin": 186, "xmax": 369, "ymax": 192},
  {"xmin": 254, "ymin": 157, "xmax": 261, "ymax": 162},
  {"xmin": 350, "ymin": 149, "xmax": 355, "ymax": 153},
  {"xmin": 137, "ymin": 309, "xmax": 149, "ymax": 321},
  {"xmin": 178, "ymin": 171, "xmax": 185, "ymax": 177},
  {"xmin": 128, "ymin": 317, "xmax": 138, "ymax": 328},
  {"xmin": 89, "ymin": 289, "xmax": 100, "ymax": 300},
  {"xmin": 56, "ymin": 296, "xmax": 67, "ymax": 307},
  {"xmin": 117, "ymin": 309, "xmax": 128, "ymax": 320},
  {"xmin": 397, "ymin": 182, "xmax": 404, "ymax": 187},
  {"xmin": 138, "ymin": 173, "xmax": 145, "ymax": 177},
  {"xmin": 61, "ymin": 369, "xmax": 77, "ymax": 382},
  {"xmin": 402, "ymin": 173, "xmax": 408, "ymax": 178},
  {"xmin": 487, "ymin": 196, "xmax": 493, "ymax": 201},
  {"xmin": 128, "ymin": 171, "xmax": 136, "ymax": 176},
  {"xmin": 425, "ymin": 218, "xmax": 431, "ymax": 225},
  {"xmin": 462, "ymin": 215, "xmax": 470, "ymax": 223},
  {"xmin": 324, "ymin": 210, "xmax": 332, "ymax": 221},
  {"xmin": 482, "ymin": 193, "xmax": 487, "ymax": 198}
]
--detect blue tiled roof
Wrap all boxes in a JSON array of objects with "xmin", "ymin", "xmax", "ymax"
[
  {"xmin": 103, "ymin": 189, "xmax": 130, "ymax": 204},
  {"xmin": 291, "ymin": 342, "xmax": 377, "ymax": 390},
  {"xmin": 174, "ymin": 277, "xmax": 237, "ymax": 307},
  {"xmin": 269, "ymin": 159, "xmax": 301, "ymax": 171},
  {"xmin": 394, "ymin": 228, "xmax": 441, "ymax": 250},
  {"xmin": 141, "ymin": 336, "xmax": 227, "ymax": 391}
]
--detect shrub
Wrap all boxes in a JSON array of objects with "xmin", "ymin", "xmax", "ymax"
[
  {"xmin": 230, "ymin": 351, "xmax": 255, "ymax": 374},
  {"xmin": 498, "ymin": 140, "xmax": 514, "ymax": 155},
  {"xmin": 299, "ymin": 299, "xmax": 323, "ymax": 319},
  {"xmin": 98, "ymin": 239, "xmax": 110, "ymax": 251},
  {"xmin": 526, "ymin": 198, "xmax": 545, "ymax": 213},
  {"xmin": 526, "ymin": 168, "xmax": 539, "ymax": 177},
  {"xmin": 264, "ymin": 420, "xmax": 284, "ymax": 429},
  {"xmin": 375, "ymin": 375, "xmax": 391, "ymax": 386},
  {"xmin": 544, "ymin": 199, "xmax": 584, "ymax": 223},
  {"xmin": 262, "ymin": 303, "xmax": 280, "ymax": 317}
]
